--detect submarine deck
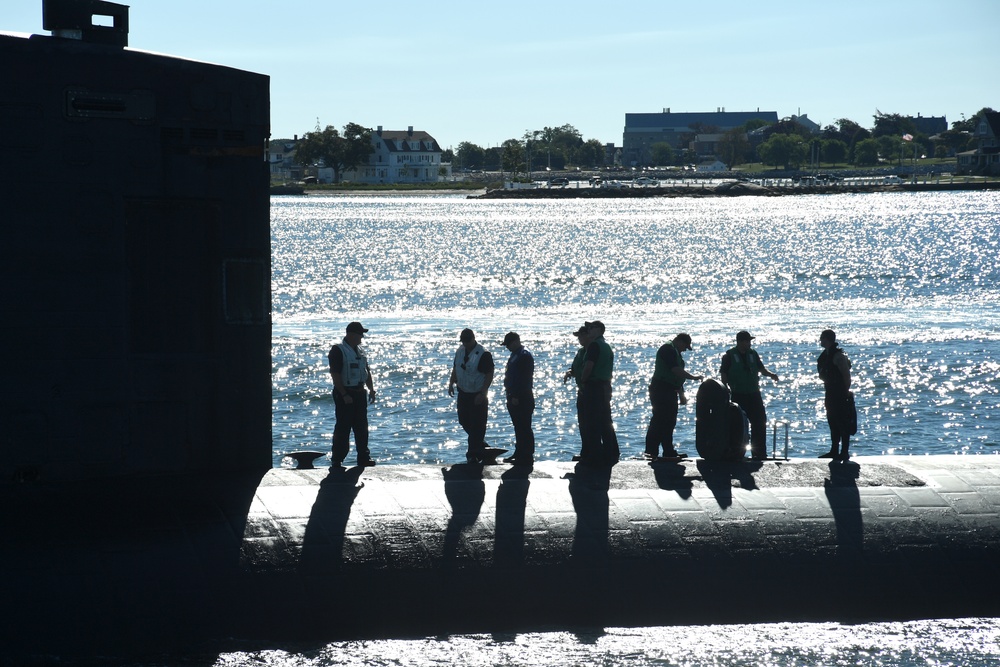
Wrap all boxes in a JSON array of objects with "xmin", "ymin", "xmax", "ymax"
[{"xmin": 4, "ymin": 456, "xmax": 1000, "ymax": 660}]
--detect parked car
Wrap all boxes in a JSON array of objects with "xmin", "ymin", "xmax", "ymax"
[
  {"xmin": 588, "ymin": 176, "xmax": 602, "ymax": 186},
  {"xmin": 601, "ymin": 180, "xmax": 629, "ymax": 189},
  {"xmin": 549, "ymin": 177, "xmax": 569, "ymax": 187},
  {"xmin": 634, "ymin": 177, "xmax": 659, "ymax": 186}
]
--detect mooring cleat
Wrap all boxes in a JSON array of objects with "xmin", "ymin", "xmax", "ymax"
[{"xmin": 285, "ymin": 451, "xmax": 326, "ymax": 469}]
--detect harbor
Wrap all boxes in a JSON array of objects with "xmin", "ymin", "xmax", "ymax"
[{"xmin": 3, "ymin": 1, "xmax": 999, "ymax": 664}]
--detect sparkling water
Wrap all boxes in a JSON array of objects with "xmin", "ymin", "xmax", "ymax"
[
  {"xmin": 271, "ymin": 192, "xmax": 1000, "ymax": 467},
  {"xmin": 210, "ymin": 619, "xmax": 1000, "ymax": 666},
  {"xmin": 254, "ymin": 192, "xmax": 1000, "ymax": 667}
]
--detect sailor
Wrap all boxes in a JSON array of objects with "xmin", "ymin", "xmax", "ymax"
[
  {"xmin": 501, "ymin": 331, "xmax": 535, "ymax": 466},
  {"xmin": 720, "ymin": 331, "xmax": 779, "ymax": 460},
  {"xmin": 577, "ymin": 321, "xmax": 620, "ymax": 466},
  {"xmin": 448, "ymin": 328, "xmax": 495, "ymax": 463},
  {"xmin": 645, "ymin": 333, "xmax": 703, "ymax": 460},
  {"xmin": 328, "ymin": 321, "xmax": 377, "ymax": 467},
  {"xmin": 817, "ymin": 329, "xmax": 854, "ymax": 461}
]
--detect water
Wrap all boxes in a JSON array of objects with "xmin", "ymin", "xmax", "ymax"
[
  {"xmin": 240, "ymin": 191, "xmax": 1000, "ymax": 666},
  {"xmin": 270, "ymin": 192, "xmax": 1000, "ymax": 467},
  {"xmin": 197, "ymin": 619, "xmax": 1000, "ymax": 666}
]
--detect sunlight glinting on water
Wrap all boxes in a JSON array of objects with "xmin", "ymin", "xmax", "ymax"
[
  {"xmin": 271, "ymin": 192, "xmax": 1000, "ymax": 465},
  {"xmin": 213, "ymin": 618, "xmax": 1000, "ymax": 666}
]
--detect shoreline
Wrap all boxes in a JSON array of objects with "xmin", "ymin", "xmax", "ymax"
[
  {"xmin": 472, "ymin": 179, "xmax": 1000, "ymax": 199},
  {"xmin": 271, "ymin": 181, "xmax": 1000, "ymax": 199},
  {"xmin": 304, "ymin": 188, "xmax": 485, "ymax": 196}
]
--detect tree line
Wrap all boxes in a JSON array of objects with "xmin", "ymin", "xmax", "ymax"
[
  {"xmin": 285, "ymin": 107, "xmax": 995, "ymax": 182},
  {"xmin": 722, "ymin": 108, "xmax": 995, "ymax": 171},
  {"xmin": 453, "ymin": 124, "xmax": 606, "ymax": 174}
]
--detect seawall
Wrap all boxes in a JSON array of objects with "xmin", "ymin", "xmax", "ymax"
[{"xmin": 3, "ymin": 456, "xmax": 1000, "ymax": 661}]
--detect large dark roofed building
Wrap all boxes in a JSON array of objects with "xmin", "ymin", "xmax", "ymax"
[
  {"xmin": 624, "ymin": 109, "xmax": 779, "ymax": 165},
  {"xmin": 908, "ymin": 114, "xmax": 948, "ymax": 136}
]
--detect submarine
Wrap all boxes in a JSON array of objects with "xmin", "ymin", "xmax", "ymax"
[{"xmin": 2, "ymin": 2, "xmax": 1000, "ymax": 663}]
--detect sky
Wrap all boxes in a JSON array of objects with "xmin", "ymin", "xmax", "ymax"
[{"xmin": 3, "ymin": 0, "xmax": 997, "ymax": 149}]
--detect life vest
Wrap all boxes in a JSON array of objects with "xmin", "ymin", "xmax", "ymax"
[
  {"xmin": 588, "ymin": 337, "xmax": 613, "ymax": 382},
  {"xmin": 570, "ymin": 347, "xmax": 586, "ymax": 387},
  {"xmin": 818, "ymin": 347, "xmax": 847, "ymax": 395},
  {"xmin": 454, "ymin": 343, "xmax": 488, "ymax": 392},
  {"xmin": 337, "ymin": 341, "xmax": 369, "ymax": 387},
  {"xmin": 724, "ymin": 347, "xmax": 762, "ymax": 394},
  {"xmin": 653, "ymin": 342, "xmax": 685, "ymax": 389}
]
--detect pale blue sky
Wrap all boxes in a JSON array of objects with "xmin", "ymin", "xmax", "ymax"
[{"xmin": 4, "ymin": 0, "xmax": 997, "ymax": 148}]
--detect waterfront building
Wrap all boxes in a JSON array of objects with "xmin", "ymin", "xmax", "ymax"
[
  {"xmin": 268, "ymin": 137, "xmax": 302, "ymax": 182},
  {"xmin": 957, "ymin": 111, "xmax": 1000, "ymax": 175},
  {"xmin": 908, "ymin": 113, "xmax": 948, "ymax": 136},
  {"xmin": 344, "ymin": 125, "xmax": 448, "ymax": 184},
  {"xmin": 623, "ymin": 108, "xmax": 779, "ymax": 166}
]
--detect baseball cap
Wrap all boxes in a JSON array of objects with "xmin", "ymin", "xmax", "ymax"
[
  {"xmin": 736, "ymin": 330, "xmax": 754, "ymax": 341},
  {"xmin": 346, "ymin": 322, "xmax": 368, "ymax": 336}
]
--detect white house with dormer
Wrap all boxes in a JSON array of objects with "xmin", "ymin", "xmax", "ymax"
[{"xmin": 343, "ymin": 126, "xmax": 448, "ymax": 184}]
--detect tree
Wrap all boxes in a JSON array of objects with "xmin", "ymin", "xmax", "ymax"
[
  {"xmin": 521, "ymin": 130, "xmax": 541, "ymax": 171},
  {"xmin": 573, "ymin": 139, "xmax": 606, "ymax": 168},
  {"xmin": 501, "ymin": 139, "xmax": 525, "ymax": 177},
  {"xmin": 872, "ymin": 112, "xmax": 916, "ymax": 138},
  {"xmin": 853, "ymin": 138, "xmax": 879, "ymax": 166},
  {"xmin": 936, "ymin": 129, "xmax": 974, "ymax": 155},
  {"xmin": 757, "ymin": 133, "xmax": 807, "ymax": 169},
  {"xmin": 876, "ymin": 135, "xmax": 901, "ymax": 162},
  {"xmin": 821, "ymin": 139, "xmax": 848, "ymax": 166},
  {"xmin": 952, "ymin": 107, "xmax": 996, "ymax": 132},
  {"xmin": 762, "ymin": 118, "xmax": 812, "ymax": 140},
  {"xmin": 826, "ymin": 118, "xmax": 871, "ymax": 159},
  {"xmin": 650, "ymin": 142, "xmax": 675, "ymax": 166},
  {"xmin": 483, "ymin": 146, "xmax": 503, "ymax": 170},
  {"xmin": 716, "ymin": 128, "xmax": 750, "ymax": 169},
  {"xmin": 538, "ymin": 126, "xmax": 558, "ymax": 170},
  {"xmin": 294, "ymin": 122, "xmax": 374, "ymax": 183},
  {"xmin": 456, "ymin": 141, "xmax": 485, "ymax": 169},
  {"xmin": 523, "ymin": 124, "xmax": 584, "ymax": 169}
]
